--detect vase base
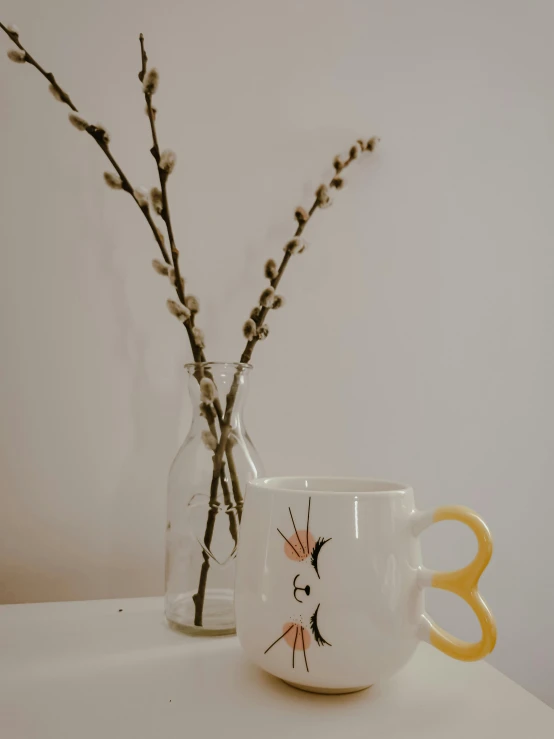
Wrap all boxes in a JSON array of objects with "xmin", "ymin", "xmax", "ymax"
[
  {"xmin": 165, "ymin": 589, "xmax": 236, "ymax": 636},
  {"xmin": 168, "ymin": 620, "xmax": 236, "ymax": 637}
]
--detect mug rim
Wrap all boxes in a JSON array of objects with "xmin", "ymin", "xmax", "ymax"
[{"xmin": 249, "ymin": 476, "xmax": 412, "ymax": 496}]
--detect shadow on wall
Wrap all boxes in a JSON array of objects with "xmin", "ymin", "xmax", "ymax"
[{"xmin": 107, "ymin": 331, "xmax": 181, "ymax": 600}]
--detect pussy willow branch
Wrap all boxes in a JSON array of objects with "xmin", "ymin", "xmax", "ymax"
[
  {"xmin": 144, "ymin": 32, "xmax": 243, "ymax": 534},
  {"xmin": 138, "ymin": 36, "xmax": 245, "ymax": 594},
  {"xmin": 137, "ymin": 35, "xmax": 243, "ymax": 557},
  {"xmin": 140, "ymin": 35, "xmax": 178, "ymax": 274},
  {"xmin": 0, "ymin": 21, "xmax": 76, "ymax": 109},
  {"xmin": 0, "ymin": 22, "xmax": 170, "ymax": 266},
  {"xmin": 242, "ymin": 146, "xmax": 366, "ymax": 363},
  {"xmin": 139, "ymin": 36, "xmax": 238, "ymax": 434},
  {"xmin": 192, "ymin": 139, "xmax": 379, "ymax": 624},
  {"xmin": 139, "ymin": 36, "xmax": 191, "ymax": 334},
  {"xmin": 138, "ymin": 34, "xmax": 210, "ymax": 365}
]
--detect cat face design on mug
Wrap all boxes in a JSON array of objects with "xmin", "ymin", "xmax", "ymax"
[{"xmin": 263, "ymin": 497, "xmax": 332, "ymax": 672}]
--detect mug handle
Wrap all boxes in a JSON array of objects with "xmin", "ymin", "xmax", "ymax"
[{"xmin": 412, "ymin": 505, "xmax": 497, "ymax": 661}]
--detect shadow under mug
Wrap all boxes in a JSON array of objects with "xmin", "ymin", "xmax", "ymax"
[{"xmin": 235, "ymin": 477, "xmax": 496, "ymax": 694}]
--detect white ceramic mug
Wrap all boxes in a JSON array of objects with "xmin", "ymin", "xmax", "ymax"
[{"xmin": 235, "ymin": 477, "xmax": 496, "ymax": 694}]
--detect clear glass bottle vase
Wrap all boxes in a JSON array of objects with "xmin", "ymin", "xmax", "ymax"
[{"xmin": 165, "ymin": 362, "xmax": 263, "ymax": 635}]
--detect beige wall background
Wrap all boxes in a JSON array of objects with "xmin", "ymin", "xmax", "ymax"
[{"xmin": 1, "ymin": 0, "xmax": 553, "ymax": 706}]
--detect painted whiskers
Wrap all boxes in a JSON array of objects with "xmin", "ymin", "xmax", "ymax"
[{"xmin": 265, "ymin": 498, "xmax": 332, "ymax": 672}]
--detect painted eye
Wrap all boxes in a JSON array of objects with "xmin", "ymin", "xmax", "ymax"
[
  {"xmin": 310, "ymin": 603, "xmax": 331, "ymax": 647},
  {"xmin": 310, "ymin": 536, "xmax": 331, "ymax": 579}
]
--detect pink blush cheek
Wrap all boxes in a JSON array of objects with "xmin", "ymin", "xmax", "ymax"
[
  {"xmin": 283, "ymin": 530, "xmax": 315, "ymax": 561},
  {"xmin": 283, "ymin": 623, "xmax": 312, "ymax": 650}
]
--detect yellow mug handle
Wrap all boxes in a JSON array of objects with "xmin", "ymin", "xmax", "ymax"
[{"xmin": 413, "ymin": 505, "xmax": 497, "ymax": 661}]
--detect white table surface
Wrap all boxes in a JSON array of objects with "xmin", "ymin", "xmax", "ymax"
[{"xmin": 1, "ymin": 597, "xmax": 552, "ymax": 738}]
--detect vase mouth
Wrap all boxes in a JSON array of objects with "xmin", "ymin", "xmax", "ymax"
[{"xmin": 184, "ymin": 361, "xmax": 253, "ymax": 373}]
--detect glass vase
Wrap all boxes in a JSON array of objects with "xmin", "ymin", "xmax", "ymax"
[{"xmin": 165, "ymin": 362, "xmax": 263, "ymax": 635}]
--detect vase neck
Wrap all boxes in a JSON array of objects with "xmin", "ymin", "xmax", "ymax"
[{"xmin": 186, "ymin": 362, "xmax": 251, "ymax": 430}]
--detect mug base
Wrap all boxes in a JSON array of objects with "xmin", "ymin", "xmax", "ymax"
[{"xmin": 283, "ymin": 680, "xmax": 372, "ymax": 695}]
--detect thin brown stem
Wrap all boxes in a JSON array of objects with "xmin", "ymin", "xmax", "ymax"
[
  {"xmin": 0, "ymin": 22, "xmax": 171, "ymax": 265},
  {"xmin": 192, "ymin": 141, "xmax": 377, "ymax": 624},
  {"xmin": 204, "ymin": 406, "xmax": 238, "ymax": 545},
  {"xmin": 1, "ymin": 22, "xmax": 77, "ymax": 110},
  {"xmin": 224, "ymin": 443, "xmax": 243, "ymax": 518},
  {"xmin": 240, "ymin": 147, "xmax": 364, "ymax": 364},
  {"xmin": 210, "ymin": 395, "xmax": 243, "ymax": 519},
  {"xmin": 192, "ymin": 371, "xmax": 240, "ymax": 624},
  {"xmin": 139, "ymin": 39, "xmax": 189, "ymax": 313},
  {"xmin": 137, "ymin": 37, "xmax": 239, "ymax": 626},
  {"xmin": 138, "ymin": 34, "xmax": 207, "ymax": 365},
  {"xmin": 92, "ymin": 129, "xmax": 170, "ymax": 263},
  {"xmin": 192, "ymin": 400, "xmax": 235, "ymax": 625},
  {"xmin": 138, "ymin": 32, "xmax": 148, "ymax": 82}
]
